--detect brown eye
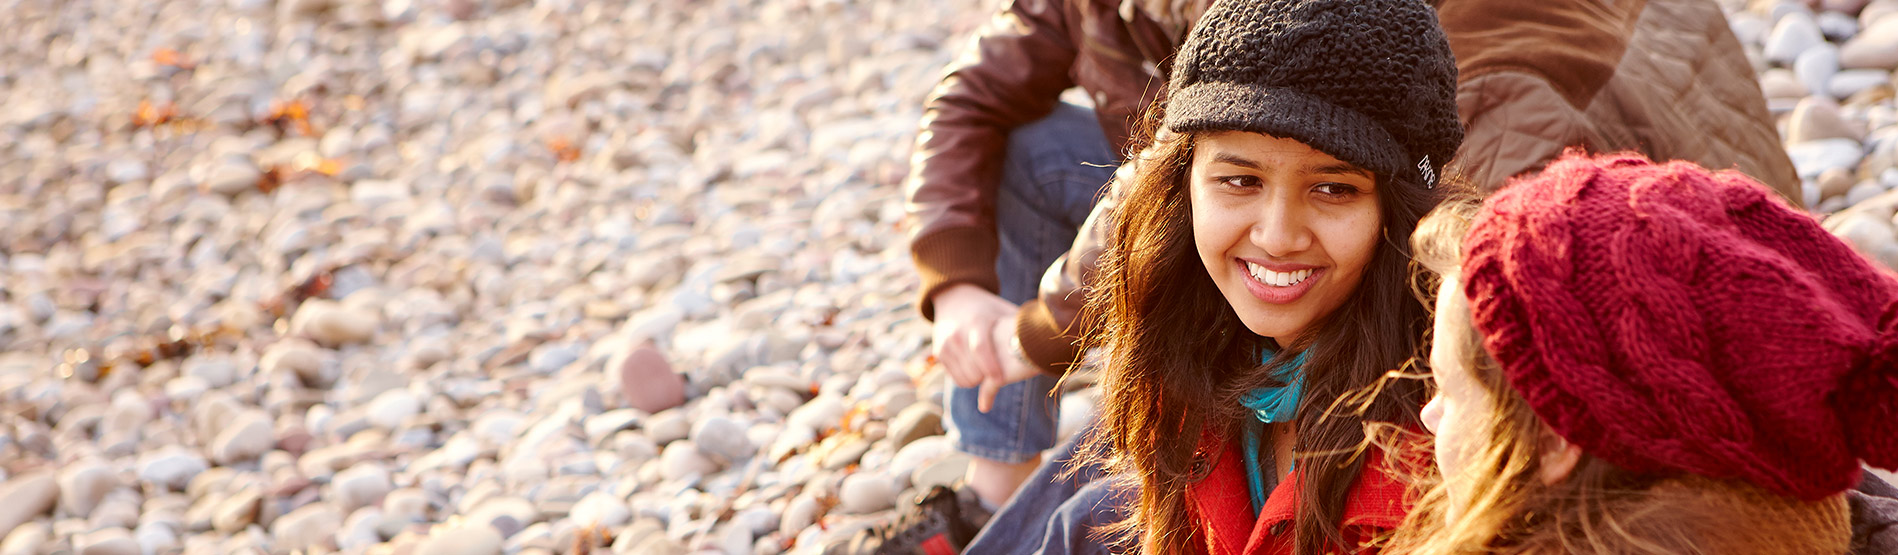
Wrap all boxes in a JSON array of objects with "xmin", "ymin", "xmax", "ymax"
[
  {"xmin": 1219, "ymin": 175, "xmax": 1259, "ymax": 189},
  {"xmin": 1314, "ymin": 183, "xmax": 1360, "ymax": 197}
]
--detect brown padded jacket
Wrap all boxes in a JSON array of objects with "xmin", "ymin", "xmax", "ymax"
[{"xmin": 906, "ymin": 0, "xmax": 1802, "ymax": 374}]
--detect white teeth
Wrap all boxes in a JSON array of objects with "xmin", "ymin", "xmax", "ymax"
[{"xmin": 1244, "ymin": 262, "xmax": 1313, "ymax": 287}]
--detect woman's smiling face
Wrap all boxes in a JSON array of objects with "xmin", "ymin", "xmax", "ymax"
[{"xmin": 1188, "ymin": 131, "xmax": 1383, "ymax": 344}]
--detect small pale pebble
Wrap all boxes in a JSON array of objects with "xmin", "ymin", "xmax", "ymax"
[
  {"xmin": 270, "ymin": 503, "xmax": 344, "ymax": 551},
  {"xmin": 414, "ymin": 523, "xmax": 503, "ymax": 555},
  {"xmin": 211, "ymin": 410, "xmax": 275, "ymax": 464},
  {"xmin": 133, "ymin": 521, "xmax": 178, "ymax": 555},
  {"xmin": 331, "ymin": 462, "xmax": 394, "ymax": 512},
  {"xmin": 1849, "ymin": 181, "xmax": 1888, "ymax": 205},
  {"xmin": 58, "ymin": 461, "xmax": 118, "ymax": 518},
  {"xmin": 367, "ymin": 389, "xmax": 421, "ymax": 429},
  {"xmin": 1841, "ymin": 17, "xmax": 1898, "ymax": 69},
  {"xmin": 384, "ymin": 487, "xmax": 431, "ymax": 522},
  {"xmin": 338, "ymin": 507, "xmax": 384, "ymax": 550},
  {"xmin": 1831, "ymin": 69, "xmax": 1893, "ymax": 98},
  {"xmin": 1786, "ymin": 96, "xmax": 1864, "ymax": 143},
  {"xmin": 780, "ymin": 493, "xmax": 822, "ymax": 536},
  {"xmin": 73, "ymin": 527, "xmax": 138, "ymax": 555},
  {"xmin": 291, "ymin": 300, "xmax": 379, "ymax": 346},
  {"xmin": 568, "ymin": 491, "xmax": 631, "ymax": 528},
  {"xmin": 211, "ymin": 487, "xmax": 262, "ymax": 533},
  {"xmin": 660, "ymin": 441, "xmax": 718, "ymax": 481},
  {"xmin": 137, "ymin": 447, "xmax": 210, "ymax": 491},
  {"xmin": 644, "ymin": 408, "xmax": 690, "ymax": 445},
  {"xmin": 1766, "ymin": 11, "xmax": 1827, "ymax": 64},
  {"xmin": 583, "ymin": 409, "xmax": 643, "ymax": 443},
  {"xmin": 690, "ymin": 415, "xmax": 754, "ymax": 461},
  {"xmin": 1, "ymin": 522, "xmax": 50, "ymax": 555},
  {"xmin": 822, "ymin": 437, "xmax": 872, "ymax": 470},
  {"xmin": 839, "ymin": 472, "xmax": 897, "ymax": 514},
  {"xmin": 200, "ymin": 157, "xmax": 261, "ymax": 196},
  {"xmin": 1794, "ymin": 44, "xmax": 1841, "ymax": 97}
]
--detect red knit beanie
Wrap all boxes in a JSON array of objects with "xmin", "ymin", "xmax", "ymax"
[{"xmin": 1462, "ymin": 151, "xmax": 1898, "ymax": 500}]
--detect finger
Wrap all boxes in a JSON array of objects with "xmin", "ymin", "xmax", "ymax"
[
  {"xmin": 967, "ymin": 327, "xmax": 1003, "ymax": 384},
  {"xmin": 978, "ymin": 377, "xmax": 1001, "ymax": 414}
]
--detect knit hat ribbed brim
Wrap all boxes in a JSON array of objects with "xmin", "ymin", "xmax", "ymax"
[{"xmin": 1163, "ymin": 0, "xmax": 1461, "ymax": 189}]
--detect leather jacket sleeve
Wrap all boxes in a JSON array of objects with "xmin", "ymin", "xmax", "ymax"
[{"xmin": 907, "ymin": 0, "xmax": 1080, "ymax": 320}]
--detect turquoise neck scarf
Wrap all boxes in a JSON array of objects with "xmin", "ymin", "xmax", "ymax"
[{"xmin": 1241, "ymin": 348, "xmax": 1307, "ymax": 514}]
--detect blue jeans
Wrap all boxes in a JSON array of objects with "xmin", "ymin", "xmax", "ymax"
[
  {"xmin": 965, "ymin": 420, "xmax": 1139, "ymax": 555},
  {"xmin": 943, "ymin": 102, "xmax": 1116, "ymax": 464}
]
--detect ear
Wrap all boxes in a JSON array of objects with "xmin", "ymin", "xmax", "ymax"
[{"xmin": 1536, "ymin": 429, "xmax": 1584, "ymax": 486}]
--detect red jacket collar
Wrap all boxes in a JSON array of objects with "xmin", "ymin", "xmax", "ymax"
[{"xmin": 1187, "ymin": 435, "xmax": 1412, "ymax": 555}]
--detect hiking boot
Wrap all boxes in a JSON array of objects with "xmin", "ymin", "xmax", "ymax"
[{"xmin": 827, "ymin": 485, "xmax": 992, "ymax": 555}]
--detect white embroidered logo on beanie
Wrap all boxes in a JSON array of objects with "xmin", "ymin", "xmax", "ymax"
[{"xmin": 1418, "ymin": 156, "xmax": 1437, "ymax": 189}]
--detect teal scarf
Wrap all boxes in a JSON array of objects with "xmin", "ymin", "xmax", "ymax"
[{"xmin": 1240, "ymin": 349, "xmax": 1307, "ymax": 514}]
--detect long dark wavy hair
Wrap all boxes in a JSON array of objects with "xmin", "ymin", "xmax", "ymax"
[{"xmin": 1083, "ymin": 104, "xmax": 1445, "ymax": 554}]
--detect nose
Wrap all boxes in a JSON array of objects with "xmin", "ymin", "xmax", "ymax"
[
  {"xmin": 1249, "ymin": 191, "xmax": 1312, "ymax": 257},
  {"xmin": 1420, "ymin": 392, "xmax": 1443, "ymax": 434}
]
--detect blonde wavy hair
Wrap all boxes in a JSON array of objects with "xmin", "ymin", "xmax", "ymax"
[{"xmin": 1379, "ymin": 195, "xmax": 1853, "ymax": 555}]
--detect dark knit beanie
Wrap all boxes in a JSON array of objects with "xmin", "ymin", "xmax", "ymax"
[
  {"xmin": 1164, "ymin": 0, "xmax": 1462, "ymax": 189},
  {"xmin": 1463, "ymin": 152, "xmax": 1898, "ymax": 500}
]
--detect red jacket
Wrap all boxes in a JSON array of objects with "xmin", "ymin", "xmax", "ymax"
[{"xmin": 1188, "ymin": 439, "xmax": 1411, "ymax": 555}]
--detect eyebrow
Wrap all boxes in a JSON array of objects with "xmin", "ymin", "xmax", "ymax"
[{"xmin": 1209, "ymin": 152, "xmax": 1374, "ymax": 179}]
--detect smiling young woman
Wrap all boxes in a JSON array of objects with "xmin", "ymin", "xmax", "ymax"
[{"xmin": 1079, "ymin": 0, "xmax": 1464, "ymax": 552}]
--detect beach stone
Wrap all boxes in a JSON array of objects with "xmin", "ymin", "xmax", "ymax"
[
  {"xmin": 464, "ymin": 496, "xmax": 537, "ymax": 537},
  {"xmin": 1822, "ymin": 168, "xmax": 1861, "ymax": 200},
  {"xmin": 58, "ymin": 461, "xmax": 117, "ymax": 518},
  {"xmin": 1789, "ymin": 138, "xmax": 1868, "ymax": 178},
  {"xmin": 887, "ymin": 404, "xmax": 942, "ymax": 449},
  {"xmin": 618, "ymin": 343, "xmax": 685, "ymax": 413},
  {"xmin": 780, "ymin": 493, "xmax": 822, "ymax": 537},
  {"xmin": 271, "ymin": 503, "xmax": 344, "ymax": 551},
  {"xmin": 73, "ymin": 527, "xmax": 137, "ymax": 555},
  {"xmin": 1760, "ymin": 68, "xmax": 1810, "ymax": 98},
  {"xmin": 1767, "ymin": 11, "xmax": 1827, "ymax": 63},
  {"xmin": 182, "ymin": 353, "xmax": 242, "ymax": 388},
  {"xmin": 568, "ymin": 491, "xmax": 631, "ymax": 528},
  {"xmin": 913, "ymin": 454, "xmax": 973, "ymax": 491},
  {"xmin": 660, "ymin": 441, "xmax": 718, "ymax": 480},
  {"xmin": 839, "ymin": 472, "xmax": 897, "ymax": 514},
  {"xmin": 331, "ymin": 462, "xmax": 393, "ymax": 512},
  {"xmin": 1795, "ymin": 43, "xmax": 1841, "ymax": 97},
  {"xmin": 210, "ymin": 487, "xmax": 261, "ymax": 533},
  {"xmin": 0, "ymin": 472, "xmax": 58, "ymax": 537},
  {"xmin": 1820, "ymin": 10, "xmax": 1862, "ymax": 41},
  {"xmin": 133, "ymin": 521, "xmax": 179, "ymax": 555},
  {"xmin": 137, "ymin": 447, "xmax": 209, "ymax": 491},
  {"xmin": 291, "ymin": 300, "xmax": 379, "ymax": 346},
  {"xmin": 367, "ymin": 389, "xmax": 422, "ymax": 429},
  {"xmin": 415, "ymin": 523, "xmax": 503, "ymax": 555},
  {"xmin": 262, "ymin": 340, "xmax": 331, "ymax": 387},
  {"xmin": 1867, "ymin": 0, "xmax": 1898, "ymax": 25},
  {"xmin": 212, "ymin": 410, "xmax": 275, "ymax": 464},
  {"xmin": 788, "ymin": 394, "xmax": 847, "ymax": 435},
  {"xmin": 1842, "ymin": 17, "xmax": 1898, "ymax": 69},
  {"xmin": 1832, "ymin": 69, "xmax": 1893, "ymax": 97},
  {"xmin": 201, "ymin": 157, "xmax": 261, "ymax": 196},
  {"xmin": 690, "ymin": 415, "xmax": 753, "ymax": 461},
  {"xmin": 1788, "ymin": 96, "xmax": 1865, "ymax": 143},
  {"xmin": 644, "ymin": 408, "xmax": 690, "ymax": 445}
]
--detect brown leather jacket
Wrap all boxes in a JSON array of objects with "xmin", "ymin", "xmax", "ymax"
[{"xmin": 907, "ymin": 0, "xmax": 1800, "ymax": 374}]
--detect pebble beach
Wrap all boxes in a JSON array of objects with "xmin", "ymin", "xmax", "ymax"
[{"xmin": 0, "ymin": 0, "xmax": 1894, "ymax": 553}]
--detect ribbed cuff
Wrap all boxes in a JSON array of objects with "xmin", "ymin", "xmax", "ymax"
[
  {"xmin": 912, "ymin": 227, "xmax": 1001, "ymax": 321},
  {"xmin": 1015, "ymin": 299, "xmax": 1084, "ymax": 376}
]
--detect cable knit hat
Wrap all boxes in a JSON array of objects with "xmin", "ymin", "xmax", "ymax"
[
  {"xmin": 1165, "ymin": 0, "xmax": 1461, "ymax": 189},
  {"xmin": 1462, "ymin": 152, "xmax": 1898, "ymax": 500}
]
